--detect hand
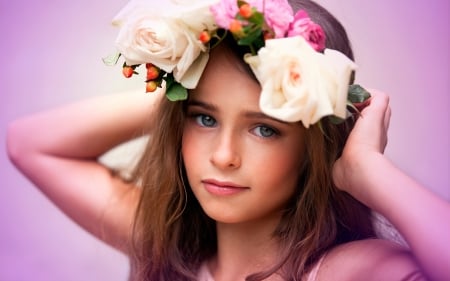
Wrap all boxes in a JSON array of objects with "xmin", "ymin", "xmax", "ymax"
[
  {"xmin": 334, "ymin": 90, "xmax": 450, "ymax": 281},
  {"xmin": 332, "ymin": 89, "xmax": 391, "ymax": 199}
]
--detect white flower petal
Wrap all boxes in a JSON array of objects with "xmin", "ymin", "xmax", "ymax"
[
  {"xmin": 323, "ymin": 49, "xmax": 357, "ymax": 119},
  {"xmin": 179, "ymin": 53, "xmax": 210, "ymax": 89},
  {"xmin": 113, "ymin": 0, "xmax": 216, "ymax": 85},
  {"xmin": 246, "ymin": 36, "xmax": 356, "ymax": 127}
]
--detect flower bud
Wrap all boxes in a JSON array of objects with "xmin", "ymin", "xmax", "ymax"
[
  {"xmin": 122, "ymin": 66, "xmax": 134, "ymax": 78},
  {"xmin": 146, "ymin": 65, "xmax": 160, "ymax": 80},
  {"xmin": 146, "ymin": 81, "xmax": 158, "ymax": 92},
  {"xmin": 229, "ymin": 19, "xmax": 243, "ymax": 36},
  {"xmin": 199, "ymin": 30, "xmax": 211, "ymax": 44},
  {"xmin": 239, "ymin": 4, "xmax": 253, "ymax": 18}
]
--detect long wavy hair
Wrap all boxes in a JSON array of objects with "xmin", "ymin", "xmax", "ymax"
[{"xmin": 128, "ymin": 0, "xmax": 375, "ymax": 280}]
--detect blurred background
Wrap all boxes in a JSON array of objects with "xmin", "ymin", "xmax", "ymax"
[{"xmin": 1, "ymin": 0, "xmax": 448, "ymax": 280}]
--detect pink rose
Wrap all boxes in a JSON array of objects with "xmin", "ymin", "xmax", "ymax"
[
  {"xmin": 210, "ymin": 0, "xmax": 294, "ymax": 38},
  {"xmin": 287, "ymin": 10, "xmax": 326, "ymax": 51},
  {"xmin": 252, "ymin": 0, "xmax": 293, "ymax": 38},
  {"xmin": 209, "ymin": 0, "xmax": 239, "ymax": 29}
]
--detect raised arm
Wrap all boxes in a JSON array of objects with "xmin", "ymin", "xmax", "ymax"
[
  {"xmin": 333, "ymin": 90, "xmax": 450, "ymax": 281},
  {"xmin": 6, "ymin": 89, "xmax": 163, "ymax": 253}
]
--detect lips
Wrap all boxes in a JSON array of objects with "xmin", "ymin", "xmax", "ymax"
[{"xmin": 202, "ymin": 179, "xmax": 249, "ymax": 196}]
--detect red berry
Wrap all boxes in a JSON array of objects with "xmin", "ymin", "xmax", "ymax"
[
  {"xmin": 199, "ymin": 31, "xmax": 211, "ymax": 44},
  {"xmin": 146, "ymin": 66, "xmax": 160, "ymax": 80},
  {"xmin": 122, "ymin": 66, "xmax": 134, "ymax": 78},
  {"xmin": 239, "ymin": 4, "xmax": 253, "ymax": 18},
  {"xmin": 146, "ymin": 81, "xmax": 158, "ymax": 92}
]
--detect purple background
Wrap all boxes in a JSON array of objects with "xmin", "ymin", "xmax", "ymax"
[{"xmin": 0, "ymin": 0, "xmax": 448, "ymax": 280}]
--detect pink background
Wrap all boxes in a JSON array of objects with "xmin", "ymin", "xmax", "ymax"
[{"xmin": 0, "ymin": 0, "xmax": 448, "ymax": 280}]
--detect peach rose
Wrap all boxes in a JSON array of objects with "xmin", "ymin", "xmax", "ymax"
[
  {"xmin": 245, "ymin": 36, "xmax": 356, "ymax": 127},
  {"xmin": 113, "ymin": 0, "xmax": 218, "ymax": 88}
]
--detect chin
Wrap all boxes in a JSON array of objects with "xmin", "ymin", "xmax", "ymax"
[{"xmin": 199, "ymin": 203, "xmax": 247, "ymax": 224}]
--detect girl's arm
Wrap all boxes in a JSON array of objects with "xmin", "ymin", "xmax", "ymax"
[
  {"xmin": 333, "ymin": 91, "xmax": 450, "ymax": 281},
  {"xmin": 6, "ymin": 90, "xmax": 163, "ymax": 253}
]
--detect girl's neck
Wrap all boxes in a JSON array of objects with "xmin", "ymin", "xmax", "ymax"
[{"xmin": 208, "ymin": 214, "xmax": 283, "ymax": 281}]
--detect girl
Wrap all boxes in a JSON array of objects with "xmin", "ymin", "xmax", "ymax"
[{"xmin": 6, "ymin": 0, "xmax": 450, "ymax": 280}]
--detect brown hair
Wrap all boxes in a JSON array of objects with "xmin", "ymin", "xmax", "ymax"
[{"xmin": 129, "ymin": 1, "xmax": 374, "ymax": 280}]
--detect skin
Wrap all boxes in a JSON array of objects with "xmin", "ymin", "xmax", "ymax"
[
  {"xmin": 6, "ymin": 51, "xmax": 450, "ymax": 281},
  {"xmin": 6, "ymin": 91, "xmax": 159, "ymax": 253},
  {"xmin": 182, "ymin": 47, "xmax": 305, "ymax": 225},
  {"xmin": 182, "ymin": 46, "xmax": 306, "ymax": 279},
  {"xmin": 332, "ymin": 91, "xmax": 450, "ymax": 281}
]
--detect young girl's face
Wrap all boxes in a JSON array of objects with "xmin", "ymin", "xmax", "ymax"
[{"xmin": 182, "ymin": 46, "xmax": 306, "ymax": 225}]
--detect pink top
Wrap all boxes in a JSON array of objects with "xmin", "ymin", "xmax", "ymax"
[{"xmin": 197, "ymin": 255, "xmax": 325, "ymax": 281}]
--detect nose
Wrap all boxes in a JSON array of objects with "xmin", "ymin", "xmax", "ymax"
[{"xmin": 210, "ymin": 129, "xmax": 241, "ymax": 170}]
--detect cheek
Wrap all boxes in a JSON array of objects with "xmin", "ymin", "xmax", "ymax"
[
  {"xmin": 266, "ymin": 152, "xmax": 303, "ymax": 184},
  {"xmin": 181, "ymin": 128, "xmax": 194, "ymax": 165},
  {"xmin": 267, "ymin": 139, "xmax": 305, "ymax": 187},
  {"xmin": 250, "ymin": 150, "xmax": 305, "ymax": 214},
  {"xmin": 251, "ymin": 141, "xmax": 305, "ymax": 186},
  {"xmin": 181, "ymin": 126, "xmax": 203, "ymax": 174}
]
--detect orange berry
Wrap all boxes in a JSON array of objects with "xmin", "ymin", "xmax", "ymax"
[
  {"xmin": 146, "ymin": 65, "xmax": 160, "ymax": 80},
  {"xmin": 146, "ymin": 81, "xmax": 158, "ymax": 92},
  {"xmin": 199, "ymin": 30, "xmax": 211, "ymax": 44},
  {"xmin": 229, "ymin": 19, "xmax": 243, "ymax": 35},
  {"xmin": 239, "ymin": 4, "xmax": 253, "ymax": 18},
  {"xmin": 122, "ymin": 66, "xmax": 134, "ymax": 78},
  {"xmin": 263, "ymin": 30, "xmax": 275, "ymax": 40}
]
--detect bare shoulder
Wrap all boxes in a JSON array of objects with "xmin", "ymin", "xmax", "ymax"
[{"xmin": 316, "ymin": 239, "xmax": 427, "ymax": 281}]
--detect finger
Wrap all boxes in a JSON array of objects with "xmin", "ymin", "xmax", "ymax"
[
  {"xmin": 358, "ymin": 90, "xmax": 389, "ymax": 123},
  {"xmin": 353, "ymin": 98, "xmax": 371, "ymax": 112},
  {"xmin": 361, "ymin": 90, "xmax": 390, "ymax": 153},
  {"xmin": 384, "ymin": 104, "xmax": 392, "ymax": 131}
]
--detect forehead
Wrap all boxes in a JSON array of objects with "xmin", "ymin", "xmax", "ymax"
[{"xmin": 190, "ymin": 45, "xmax": 261, "ymax": 108}]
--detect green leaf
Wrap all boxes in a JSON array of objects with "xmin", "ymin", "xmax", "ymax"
[
  {"xmin": 166, "ymin": 82, "xmax": 188, "ymax": 101},
  {"xmin": 164, "ymin": 73, "xmax": 175, "ymax": 89},
  {"xmin": 328, "ymin": 115, "xmax": 345, "ymax": 125},
  {"xmin": 102, "ymin": 52, "xmax": 121, "ymax": 66},
  {"xmin": 348, "ymin": 84, "xmax": 371, "ymax": 103},
  {"xmin": 238, "ymin": 28, "xmax": 262, "ymax": 46},
  {"xmin": 248, "ymin": 11, "xmax": 264, "ymax": 25}
]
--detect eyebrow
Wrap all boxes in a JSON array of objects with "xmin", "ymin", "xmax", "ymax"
[
  {"xmin": 187, "ymin": 99, "xmax": 218, "ymax": 111},
  {"xmin": 187, "ymin": 99, "xmax": 288, "ymax": 125}
]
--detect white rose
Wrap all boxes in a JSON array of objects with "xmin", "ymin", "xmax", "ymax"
[
  {"xmin": 245, "ymin": 36, "xmax": 356, "ymax": 128},
  {"xmin": 112, "ymin": 0, "xmax": 218, "ymax": 88}
]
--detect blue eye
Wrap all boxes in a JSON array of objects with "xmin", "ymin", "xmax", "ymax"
[
  {"xmin": 253, "ymin": 125, "xmax": 277, "ymax": 138},
  {"xmin": 195, "ymin": 114, "xmax": 216, "ymax": 127}
]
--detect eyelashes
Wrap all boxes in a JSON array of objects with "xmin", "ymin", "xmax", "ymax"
[
  {"xmin": 194, "ymin": 114, "xmax": 217, "ymax": 128},
  {"xmin": 252, "ymin": 125, "xmax": 278, "ymax": 138},
  {"xmin": 187, "ymin": 112, "xmax": 280, "ymax": 139}
]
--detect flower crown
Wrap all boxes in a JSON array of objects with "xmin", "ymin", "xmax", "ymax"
[{"xmin": 104, "ymin": 0, "xmax": 370, "ymax": 128}]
